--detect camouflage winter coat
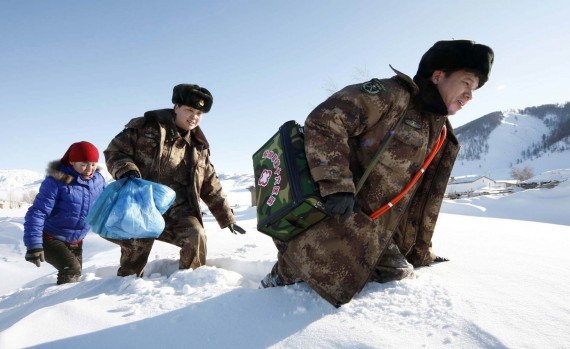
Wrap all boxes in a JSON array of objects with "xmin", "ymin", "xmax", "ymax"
[
  {"xmin": 279, "ymin": 68, "xmax": 460, "ymax": 306},
  {"xmin": 104, "ymin": 109, "xmax": 235, "ymax": 229}
]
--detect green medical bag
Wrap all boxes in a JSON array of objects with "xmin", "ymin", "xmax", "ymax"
[{"xmin": 252, "ymin": 120, "xmax": 328, "ymax": 241}]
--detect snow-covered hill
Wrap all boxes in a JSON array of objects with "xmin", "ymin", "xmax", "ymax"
[
  {"xmin": 0, "ymin": 170, "xmax": 44, "ymax": 202},
  {"xmin": 453, "ymin": 102, "xmax": 570, "ymax": 179}
]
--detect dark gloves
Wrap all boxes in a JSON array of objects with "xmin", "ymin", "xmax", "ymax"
[
  {"xmin": 120, "ymin": 170, "xmax": 141, "ymax": 179},
  {"xmin": 324, "ymin": 192, "xmax": 356, "ymax": 219},
  {"xmin": 433, "ymin": 256, "xmax": 450, "ymax": 263},
  {"xmin": 25, "ymin": 249, "xmax": 45, "ymax": 267},
  {"xmin": 228, "ymin": 223, "xmax": 246, "ymax": 235}
]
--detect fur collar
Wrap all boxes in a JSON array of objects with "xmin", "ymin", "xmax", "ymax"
[
  {"xmin": 46, "ymin": 161, "xmax": 74, "ymax": 184},
  {"xmin": 46, "ymin": 160, "xmax": 103, "ymax": 184},
  {"xmin": 390, "ymin": 65, "xmax": 419, "ymax": 96},
  {"xmin": 411, "ymin": 75, "xmax": 449, "ymax": 116}
]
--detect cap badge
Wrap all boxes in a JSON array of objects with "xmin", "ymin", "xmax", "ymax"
[{"xmin": 198, "ymin": 100, "xmax": 205, "ymax": 107}]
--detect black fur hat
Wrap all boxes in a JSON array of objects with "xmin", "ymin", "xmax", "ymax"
[
  {"xmin": 172, "ymin": 84, "xmax": 213, "ymax": 113},
  {"xmin": 415, "ymin": 40, "xmax": 494, "ymax": 88}
]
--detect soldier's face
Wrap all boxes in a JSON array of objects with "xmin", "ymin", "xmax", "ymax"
[
  {"xmin": 432, "ymin": 70, "xmax": 479, "ymax": 115},
  {"xmin": 175, "ymin": 105, "xmax": 203, "ymax": 131}
]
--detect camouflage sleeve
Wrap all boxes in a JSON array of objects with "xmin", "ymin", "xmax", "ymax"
[
  {"xmin": 103, "ymin": 120, "xmax": 142, "ymax": 180},
  {"xmin": 303, "ymin": 85, "xmax": 368, "ymax": 197},
  {"xmin": 199, "ymin": 155, "xmax": 235, "ymax": 228},
  {"xmin": 304, "ymin": 80, "xmax": 408, "ymax": 197}
]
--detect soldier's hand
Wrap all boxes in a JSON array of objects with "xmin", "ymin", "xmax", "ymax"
[
  {"xmin": 228, "ymin": 223, "xmax": 246, "ymax": 235},
  {"xmin": 25, "ymin": 249, "xmax": 45, "ymax": 267},
  {"xmin": 324, "ymin": 192, "xmax": 355, "ymax": 219},
  {"xmin": 433, "ymin": 256, "xmax": 450, "ymax": 263},
  {"xmin": 120, "ymin": 170, "xmax": 141, "ymax": 179}
]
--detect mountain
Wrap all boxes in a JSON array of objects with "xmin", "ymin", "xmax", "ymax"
[
  {"xmin": 0, "ymin": 169, "xmax": 43, "ymax": 189},
  {"xmin": 0, "ymin": 169, "xmax": 44, "ymax": 203},
  {"xmin": 452, "ymin": 102, "xmax": 570, "ymax": 179}
]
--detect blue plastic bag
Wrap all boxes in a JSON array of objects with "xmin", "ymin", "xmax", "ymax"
[
  {"xmin": 86, "ymin": 178, "xmax": 127, "ymax": 235},
  {"xmin": 87, "ymin": 178, "xmax": 176, "ymax": 239}
]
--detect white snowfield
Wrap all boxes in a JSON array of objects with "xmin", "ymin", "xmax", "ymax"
[{"xmin": 1, "ymin": 174, "xmax": 569, "ymax": 349}]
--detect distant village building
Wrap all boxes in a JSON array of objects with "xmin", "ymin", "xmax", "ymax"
[
  {"xmin": 247, "ymin": 185, "xmax": 257, "ymax": 207},
  {"xmin": 0, "ymin": 200, "xmax": 24, "ymax": 209},
  {"xmin": 446, "ymin": 175, "xmax": 509, "ymax": 198}
]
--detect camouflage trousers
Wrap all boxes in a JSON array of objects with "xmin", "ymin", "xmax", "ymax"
[
  {"xmin": 260, "ymin": 239, "xmax": 303, "ymax": 288},
  {"xmin": 369, "ymin": 241, "xmax": 414, "ymax": 283},
  {"xmin": 263, "ymin": 239, "xmax": 413, "ymax": 288},
  {"xmin": 106, "ymin": 215, "xmax": 206, "ymax": 277},
  {"xmin": 43, "ymin": 237, "xmax": 83, "ymax": 285}
]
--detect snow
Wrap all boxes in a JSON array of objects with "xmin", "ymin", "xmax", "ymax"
[{"xmin": 1, "ymin": 174, "xmax": 570, "ymax": 349}]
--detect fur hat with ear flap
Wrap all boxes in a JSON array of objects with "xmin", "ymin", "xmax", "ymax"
[
  {"xmin": 61, "ymin": 141, "xmax": 99, "ymax": 165},
  {"xmin": 415, "ymin": 40, "xmax": 494, "ymax": 89},
  {"xmin": 172, "ymin": 84, "xmax": 213, "ymax": 113}
]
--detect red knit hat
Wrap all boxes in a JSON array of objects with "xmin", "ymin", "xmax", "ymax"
[{"xmin": 61, "ymin": 141, "xmax": 99, "ymax": 165}]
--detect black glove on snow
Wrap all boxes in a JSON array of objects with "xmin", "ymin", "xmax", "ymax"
[
  {"xmin": 120, "ymin": 170, "xmax": 141, "ymax": 179},
  {"xmin": 324, "ymin": 192, "xmax": 355, "ymax": 219},
  {"xmin": 228, "ymin": 223, "xmax": 246, "ymax": 234},
  {"xmin": 25, "ymin": 249, "xmax": 45, "ymax": 267},
  {"xmin": 433, "ymin": 256, "xmax": 450, "ymax": 263}
]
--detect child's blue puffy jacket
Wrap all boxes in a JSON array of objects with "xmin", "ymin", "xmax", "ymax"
[{"xmin": 23, "ymin": 161, "xmax": 107, "ymax": 250}]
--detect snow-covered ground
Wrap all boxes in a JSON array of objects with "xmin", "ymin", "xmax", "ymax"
[{"xmin": 1, "ymin": 174, "xmax": 569, "ymax": 348}]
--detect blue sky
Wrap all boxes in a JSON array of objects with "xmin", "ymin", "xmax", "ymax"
[{"xmin": 1, "ymin": 0, "xmax": 568, "ymax": 174}]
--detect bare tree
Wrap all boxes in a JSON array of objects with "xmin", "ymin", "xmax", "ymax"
[
  {"xmin": 352, "ymin": 66, "xmax": 371, "ymax": 82},
  {"xmin": 511, "ymin": 165, "xmax": 535, "ymax": 182},
  {"xmin": 323, "ymin": 66, "xmax": 372, "ymax": 96},
  {"xmin": 322, "ymin": 79, "xmax": 338, "ymax": 96},
  {"xmin": 22, "ymin": 189, "xmax": 39, "ymax": 204}
]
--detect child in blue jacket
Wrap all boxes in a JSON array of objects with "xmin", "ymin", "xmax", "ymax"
[{"xmin": 23, "ymin": 141, "xmax": 107, "ymax": 284}]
